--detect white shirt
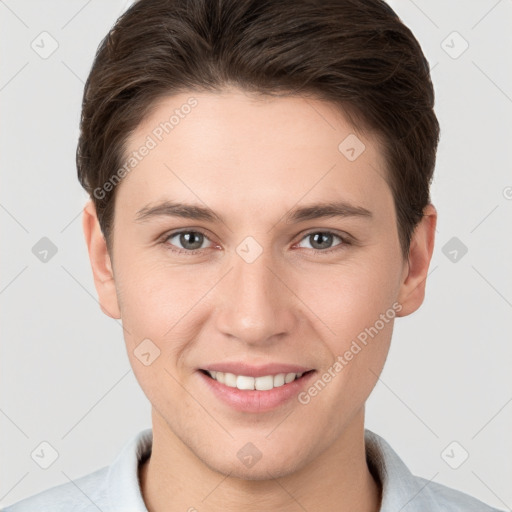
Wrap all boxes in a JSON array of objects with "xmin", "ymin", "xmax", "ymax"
[{"xmin": 2, "ymin": 428, "xmax": 504, "ymax": 511}]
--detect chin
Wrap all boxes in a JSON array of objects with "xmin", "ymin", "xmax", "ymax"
[{"xmin": 202, "ymin": 450, "xmax": 306, "ymax": 481}]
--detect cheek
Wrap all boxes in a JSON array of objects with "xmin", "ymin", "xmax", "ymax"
[
  {"xmin": 115, "ymin": 260, "xmax": 196, "ymax": 405},
  {"xmin": 297, "ymin": 270, "xmax": 398, "ymax": 419},
  {"xmin": 293, "ymin": 254, "xmax": 401, "ymax": 396},
  {"xmin": 115, "ymin": 256, "xmax": 193, "ymax": 333},
  {"xmin": 295, "ymin": 254, "xmax": 402, "ymax": 337},
  {"xmin": 113, "ymin": 257, "xmax": 213, "ymax": 386}
]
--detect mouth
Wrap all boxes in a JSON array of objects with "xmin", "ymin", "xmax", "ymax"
[
  {"xmin": 197, "ymin": 367, "xmax": 317, "ymax": 412},
  {"xmin": 199, "ymin": 368, "xmax": 316, "ymax": 391}
]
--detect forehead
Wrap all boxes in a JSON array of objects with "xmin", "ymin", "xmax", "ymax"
[{"xmin": 117, "ymin": 89, "xmax": 391, "ymax": 217}]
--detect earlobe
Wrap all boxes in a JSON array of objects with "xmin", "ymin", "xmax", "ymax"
[
  {"xmin": 396, "ymin": 204, "xmax": 437, "ymax": 317},
  {"xmin": 82, "ymin": 200, "xmax": 121, "ymax": 319}
]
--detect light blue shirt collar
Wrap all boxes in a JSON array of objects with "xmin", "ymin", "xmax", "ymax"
[
  {"xmin": 104, "ymin": 428, "xmax": 504, "ymax": 512},
  {"xmin": 3, "ymin": 427, "xmax": 504, "ymax": 511}
]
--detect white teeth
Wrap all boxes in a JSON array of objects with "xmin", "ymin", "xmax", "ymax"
[
  {"xmin": 273, "ymin": 373, "xmax": 285, "ymax": 387},
  {"xmin": 236, "ymin": 375, "xmax": 255, "ymax": 390},
  {"xmin": 284, "ymin": 372, "xmax": 296, "ymax": 384},
  {"xmin": 205, "ymin": 370, "xmax": 307, "ymax": 390},
  {"xmin": 224, "ymin": 372, "xmax": 237, "ymax": 387},
  {"xmin": 255, "ymin": 375, "xmax": 274, "ymax": 391}
]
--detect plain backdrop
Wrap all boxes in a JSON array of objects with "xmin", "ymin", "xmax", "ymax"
[{"xmin": 1, "ymin": 0, "xmax": 511, "ymax": 509}]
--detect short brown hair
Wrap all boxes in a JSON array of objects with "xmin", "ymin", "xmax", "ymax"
[{"xmin": 77, "ymin": 0, "xmax": 440, "ymax": 256}]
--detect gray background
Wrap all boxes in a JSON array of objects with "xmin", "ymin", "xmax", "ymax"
[{"xmin": 1, "ymin": 0, "xmax": 511, "ymax": 509}]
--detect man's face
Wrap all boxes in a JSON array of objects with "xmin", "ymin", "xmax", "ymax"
[{"xmin": 98, "ymin": 89, "xmax": 414, "ymax": 478}]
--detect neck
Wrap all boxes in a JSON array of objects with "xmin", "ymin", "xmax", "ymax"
[{"xmin": 139, "ymin": 408, "xmax": 381, "ymax": 512}]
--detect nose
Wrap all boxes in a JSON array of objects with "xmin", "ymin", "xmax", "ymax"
[{"xmin": 214, "ymin": 245, "xmax": 296, "ymax": 347}]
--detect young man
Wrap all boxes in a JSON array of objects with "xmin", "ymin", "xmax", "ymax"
[{"xmin": 3, "ymin": 0, "xmax": 504, "ymax": 511}]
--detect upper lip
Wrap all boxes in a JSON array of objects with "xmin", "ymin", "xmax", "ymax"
[{"xmin": 200, "ymin": 362, "xmax": 314, "ymax": 378}]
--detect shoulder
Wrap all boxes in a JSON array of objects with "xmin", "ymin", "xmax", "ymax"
[
  {"xmin": 2, "ymin": 428, "xmax": 152, "ymax": 512},
  {"xmin": 1, "ymin": 466, "xmax": 109, "ymax": 512},
  {"xmin": 415, "ymin": 475, "xmax": 506, "ymax": 512},
  {"xmin": 364, "ymin": 429, "xmax": 506, "ymax": 512}
]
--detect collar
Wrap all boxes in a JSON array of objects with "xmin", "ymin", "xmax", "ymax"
[
  {"xmin": 106, "ymin": 427, "xmax": 153, "ymax": 511},
  {"xmin": 104, "ymin": 428, "xmax": 452, "ymax": 512},
  {"xmin": 364, "ymin": 429, "xmax": 443, "ymax": 511}
]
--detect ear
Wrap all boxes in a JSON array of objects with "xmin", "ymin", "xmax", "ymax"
[
  {"xmin": 396, "ymin": 203, "xmax": 437, "ymax": 317},
  {"xmin": 82, "ymin": 200, "xmax": 121, "ymax": 319}
]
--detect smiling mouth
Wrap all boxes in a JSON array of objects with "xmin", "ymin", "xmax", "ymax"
[{"xmin": 199, "ymin": 369, "xmax": 315, "ymax": 391}]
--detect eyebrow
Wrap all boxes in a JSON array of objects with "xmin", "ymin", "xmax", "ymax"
[{"xmin": 135, "ymin": 200, "xmax": 372, "ymax": 224}]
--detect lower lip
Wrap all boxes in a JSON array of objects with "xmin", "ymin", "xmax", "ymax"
[{"xmin": 197, "ymin": 370, "xmax": 316, "ymax": 413}]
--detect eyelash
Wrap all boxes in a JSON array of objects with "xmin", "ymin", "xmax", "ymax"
[{"xmin": 160, "ymin": 229, "xmax": 352, "ymax": 256}]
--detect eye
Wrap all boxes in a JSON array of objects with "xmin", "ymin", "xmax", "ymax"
[
  {"xmin": 163, "ymin": 230, "xmax": 213, "ymax": 253},
  {"xmin": 161, "ymin": 229, "xmax": 351, "ymax": 255},
  {"xmin": 296, "ymin": 231, "xmax": 348, "ymax": 253}
]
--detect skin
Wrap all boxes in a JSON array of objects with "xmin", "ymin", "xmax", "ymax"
[{"xmin": 83, "ymin": 88, "xmax": 436, "ymax": 512}]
